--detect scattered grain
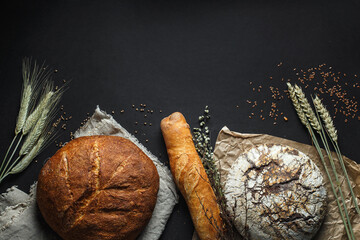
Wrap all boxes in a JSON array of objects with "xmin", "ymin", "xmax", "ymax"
[{"xmin": 246, "ymin": 62, "xmax": 359, "ymax": 125}]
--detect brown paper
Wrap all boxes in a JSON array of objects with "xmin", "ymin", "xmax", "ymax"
[{"xmin": 214, "ymin": 126, "xmax": 360, "ymax": 240}]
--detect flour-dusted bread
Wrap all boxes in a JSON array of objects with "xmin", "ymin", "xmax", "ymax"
[
  {"xmin": 224, "ymin": 144, "xmax": 327, "ymax": 240},
  {"xmin": 37, "ymin": 136, "xmax": 159, "ymax": 240}
]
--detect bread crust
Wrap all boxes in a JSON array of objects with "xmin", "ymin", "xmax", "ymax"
[
  {"xmin": 224, "ymin": 144, "xmax": 327, "ymax": 240},
  {"xmin": 37, "ymin": 135, "xmax": 159, "ymax": 240},
  {"xmin": 160, "ymin": 112, "xmax": 223, "ymax": 240}
]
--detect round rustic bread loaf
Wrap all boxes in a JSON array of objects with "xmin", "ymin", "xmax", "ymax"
[
  {"xmin": 37, "ymin": 136, "xmax": 159, "ymax": 240},
  {"xmin": 224, "ymin": 144, "xmax": 327, "ymax": 240}
]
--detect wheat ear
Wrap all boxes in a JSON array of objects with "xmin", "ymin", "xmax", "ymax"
[
  {"xmin": 23, "ymin": 89, "xmax": 54, "ymax": 135},
  {"xmin": 294, "ymin": 84, "xmax": 321, "ymax": 132},
  {"xmin": 19, "ymin": 79, "xmax": 64, "ymax": 156},
  {"xmin": 15, "ymin": 84, "xmax": 32, "ymax": 135},
  {"xmin": 313, "ymin": 96, "xmax": 338, "ymax": 142},
  {"xmin": 15, "ymin": 58, "xmax": 49, "ymax": 135},
  {"xmin": 19, "ymin": 107, "xmax": 50, "ymax": 156},
  {"xmin": 9, "ymin": 137, "xmax": 45, "ymax": 175},
  {"xmin": 287, "ymin": 83, "xmax": 308, "ymax": 126}
]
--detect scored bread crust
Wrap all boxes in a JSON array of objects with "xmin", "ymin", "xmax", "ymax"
[
  {"xmin": 160, "ymin": 112, "xmax": 223, "ymax": 240},
  {"xmin": 36, "ymin": 135, "xmax": 159, "ymax": 240}
]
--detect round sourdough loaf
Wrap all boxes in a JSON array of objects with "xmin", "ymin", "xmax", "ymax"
[
  {"xmin": 37, "ymin": 136, "xmax": 159, "ymax": 240},
  {"xmin": 224, "ymin": 144, "xmax": 327, "ymax": 240}
]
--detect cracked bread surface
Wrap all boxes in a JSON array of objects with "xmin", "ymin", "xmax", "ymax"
[
  {"xmin": 224, "ymin": 144, "xmax": 327, "ymax": 240},
  {"xmin": 37, "ymin": 135, "xmax": 159, "ymax": 240}
]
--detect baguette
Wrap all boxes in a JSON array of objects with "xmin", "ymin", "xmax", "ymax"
[{"xmin": 160, "ymin": 112, "xmax": 223, "ymax": 240}]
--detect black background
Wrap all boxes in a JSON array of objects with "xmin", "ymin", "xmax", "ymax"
[{"xmin": 0, "ymin": 1, "xmax": 359, "ymax": 239}]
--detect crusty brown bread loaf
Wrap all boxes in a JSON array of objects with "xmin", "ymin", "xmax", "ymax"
[
  {"xmin": 160, "ymin": 112, "xmax": 223, "ymax": 240},
  {"xmin": 37, "ymin": 135, "xmax": 159, "ymax": 240}
]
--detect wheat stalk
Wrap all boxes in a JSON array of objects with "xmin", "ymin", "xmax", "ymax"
[
  {"xmin": 0, "ymin": 60, "xmax": 34, "ymax": 176},
  {"xmin": 0, "ymin": 134, "xmax": 24, "ymax": 179},
  {"xmin": 309, "ymin": 126, "xmax": 353, "ymax": 240},
  {"xmin": 316, "ymin": 119, "xmax": 354, "ymax": 240},
  {"xmin": 0, "ymin": 58, "xmax": 65, "ymax": 185},
  {"xmin": 5, "ymin": 137, "xmax": 45, "ymax": 178},
  {"xmin": 287, "ymin": 83, "xmax": 355, "ymax": 240},
  {"xmin": 11, "ymin": 137, "xmax": 45, "ymax": 174},
  {"xmin": 312, "ymin": 95, "xmax": 360, "ymax": 216}
]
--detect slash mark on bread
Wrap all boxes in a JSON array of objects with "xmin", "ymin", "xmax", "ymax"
[
  {"xmin": 66, "ymin": 141, "xmax": 135, "ymax": 229},
  {"xmin": 62, "ymin": 152, "xmax": 73, "ymax": 205},
  {"xmin": 70, "ymin": 141, "xmax": 102, "ymax": 227}
]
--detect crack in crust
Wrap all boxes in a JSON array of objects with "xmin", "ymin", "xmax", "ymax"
[
  {"xmin": 70, "ymin": 141, "xmax": 102, "ymax": 227},
  {"xmin": 62, "ymin": 152, "xmax": 73, "ymax": 209},
  {"xmin": 63, "ymin": 141, "xmax": 135, "ymax": 230},
  {"xmin": 224, "ymin": 144, "xmax": 327, "ymax": 240},
  {"xmin": 105, "ymin": 155, "xmax": 132, "ymax": 187}
]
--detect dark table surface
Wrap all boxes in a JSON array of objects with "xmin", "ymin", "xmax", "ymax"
[{"xmin": 1, "ymin": 1, "xmax": 359, "ymax": 239}]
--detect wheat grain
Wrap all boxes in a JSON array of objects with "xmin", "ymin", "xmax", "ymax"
[
  {"xmin": 287, "ymin": 83, "xmax": 308, "ymax": 126},
  {"xmin": 313, "ymin": 96, "xmax": 338, "ymax": 142},
  {"xmin": 294, "ymin": 84, "xmax": 321, "ymax": 132}
]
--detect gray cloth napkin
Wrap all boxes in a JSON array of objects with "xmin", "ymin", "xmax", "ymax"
[
  {"xmin": 0, "ymin": 106, "xmax": 178, "ymax": 240},
  {"xmin": 0, "ymin": 184, "xmax": 59, "ymax": 240}
]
